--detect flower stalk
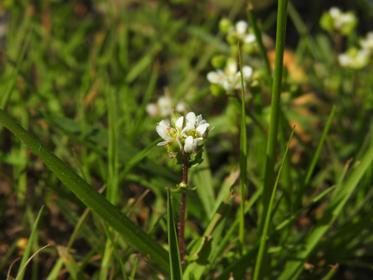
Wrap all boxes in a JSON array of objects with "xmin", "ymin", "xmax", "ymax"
[{"xmin": 178, "ymin": 159, "xmax": 189, "ymax": 264}]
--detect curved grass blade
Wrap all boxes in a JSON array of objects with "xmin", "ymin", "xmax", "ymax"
[
  {"xmin": 167, "ymin": 191, "xmax": 183, "ymax": 279},
  {"xmin": 15, "ymin": 206, "xmax": 44, "ymax": 280},
  {"xmin": 0, "ymin": 109, "xmax": 169, "ymax": 272}
]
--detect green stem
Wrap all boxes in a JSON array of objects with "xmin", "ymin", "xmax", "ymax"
[
  {"xmin": 238, "ymin": 43, "xmax": 248, "ymax": 247},
  {"xmin": 178, "ymin": 160, "xmax": 188, "ymax": 264},
  {"xmin": 247, "ymin": 3, "xmax": 272, "ymax": 77},
  {"xmin": 260, "ymin": 0, "xmax": 288, "ymax": 231}
]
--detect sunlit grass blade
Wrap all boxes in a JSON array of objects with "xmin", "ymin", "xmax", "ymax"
[
  {"xmin": 167, "ymin": 190, "xmax": 183, "ymax": 280},
  {"xmin": 0, "ymin": 109, "xmax": 169, "ymax": 272},
  {"xmin": 15, "ymin": 206, "xmax": 44, "ymax": 280},
  {"xmin": 279, "ymin": 142, "xmax": 373, "ymax": 280}
]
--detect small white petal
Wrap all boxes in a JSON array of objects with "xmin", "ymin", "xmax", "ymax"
[
  {"xmin": 157, "ymin": 140, "xmax": 169, "ymax": 146},
  {"xmin": 330, "ymin": 7, "xmax": 341, "ymax": 18},
  {"xmin": 226, "ymin": 60, "xmax": 238, "ymax": 75},
  {"xmin": 175, "ymin": 116, "xmax": 184, "ymax": 130},
  {"xmin": 242, "ymin": 66, "xmax": 253, "ymax": 79},
  {"xmin": 235, "ymin": 21, "xmax": 248, "ymax": 35},
  {"xmin": 196, "ymin": 123, "xmax": 209, "ymax": 136},
  {"xmin": 185, "ymin": 112, "xmax": 197, "ymax": 130},
  {"xmin": 184, "ymin": 136, "xmax": 194, "ymax": 153},
  {"xmin": 176, "ymin": 102, "xmax": 186, "ymax": 112},
  {"xmin": 158, "ymin": 96, "xmax": 173, "ymax": 117},
  {"xmin": 244, "ymin": 34, "xmax": 256, "ymax": 44},
  {"xmin": 146, "ymin": 103, "xmax": 158, "ymax": 117},
  {"xmin": 156, "ymin": 120, "xmax": 171, "ymax": 141},
  {"xmin": 207, "ymin": 71, "xmax": 221, "ymax": 84}
]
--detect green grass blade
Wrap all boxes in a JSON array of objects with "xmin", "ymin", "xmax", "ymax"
[
  {"xmin": 15, "ymin": 206, "xmax": 44, "ymax": 280},
  {"xmin": 167, "ymin": 191, "xmax": 183, "ymax": 280},
  {"xmin": 0, "ymin": 109, "xmax": 169, "ymax": 272},
  {"xmin": 304, "ymin": 106, "xmax": 336, "ymax": 187},
  {"xmin": 253, "ymin": 130, "xmax": 294, "ymax": 280},
  {"xmin": 259, "ymin": 0, "xmax": 288, "ymax": 234},
  {"xmin": 279, "ymin": 142, "xmax": 373, "ymax": 280}
]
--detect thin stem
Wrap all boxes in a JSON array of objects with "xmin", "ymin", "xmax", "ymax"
[
  {"xmin": 247, "ymin": 2, "xmax": 272, "ymax": 77},
  {"xmin": 238, "ymin": 43, "xmax": 248, "ymax": 247},
  {"xmin": 178, "ymin": 160, "xmax": 188, "ymax": 264}
]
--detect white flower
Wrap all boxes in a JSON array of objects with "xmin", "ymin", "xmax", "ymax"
[
  {"xmin": 338, "ymin": 48, "xmax": 369, "ymax": 69},
  {"xmin": 327, "ymin": 7, "xmax": 357, "ymax": 34},
  {"xmin": 156, "ymin": 120, "xmax": 173, "ymax": 146},
  {"xmin": 207, "ymin": 59, "xmax": 253, "ymax": 91},
  {"xmin": 228, "ymin": 20, "xmax": 256, "ymax": 45},
  {"xmin": 360, "ymin": 32, "xmax": 373, "ymax": 54},
  {"xmin": 156, "ymin": 112, "xmax": 209, "ymax": 155},
  {"xmin": 147, "ymin": 95, "xmax": 187, "ymax": 118},
  {"xmin": 157, "ymin": 96, "xmax": 173, "ymax": 117},
  {"xmin": 176, "ymin": 102, "xmax": 187, "ymax": 113},
  {"xmin": 146, "ymin": 103, "xmax": 159, "ymax": 117}
]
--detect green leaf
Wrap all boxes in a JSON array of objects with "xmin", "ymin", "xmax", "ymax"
[
  {"xmin": 0, "ymin": 109, "xmax": 169, "ymax": 272},
  {"xmin": 167, "ymin": 191, "xmax": 183, "ymax": 279}
]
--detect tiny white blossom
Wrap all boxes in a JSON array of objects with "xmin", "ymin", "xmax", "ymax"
[
  {"xmin": 207, "ymin": 59, "xmax": 253, "ymax": 91},
  {"xmin": 227, "ymin": 20, "xmax": 256, "ymax": 46},
  {"xmin": 324, "ymin": 7, "xmax": 357, "ymax": 34},
  {"xmin": 147, "ymin": 95, "xmax": 187, "ymax": 118},
  {"xmin": 338, "ymin": 48, "xmax": 369, "ymax": 69},
  {"xmin": 156, "ymin": 112, "xmax": 210, "ymax": 155},
  {"xmin": 176, "ymin": 102, "xmax": 187, "ymax": 113},
  {"xmin": 360, "ymin": 32, "xmax": 373, "ymax": 54},
  {"xmin": 158, "ymin": 96, "xmax": 173, "ymax": 117}
]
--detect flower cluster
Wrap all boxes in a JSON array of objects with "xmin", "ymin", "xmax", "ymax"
[
  {"xmin": 220, "ymin": 19, "xmax": 257, "ymax": 53},
  {"xmin": 360, "ymin": 32, "xmax": 373, "ymax": 54},
  {"xmin": 146, "ymin": 95, "xmax": 186, "ymax": 118},
  {"xmin": 156, "ymin": 112, "xmax": 209, "ymax": 162},
  {"xmin": 320, "ymin": 7, "xmax": 357, "ymax": 35},
  {"xmin": 338, "ymin": 48, "xmax": 370, "ymax": 69},
  {"xmin": 207, "ymin": 58, "xmax": 253, "ymax": 93}
]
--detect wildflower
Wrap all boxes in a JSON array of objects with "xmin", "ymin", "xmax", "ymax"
[
  {"xmin": 320, "ymin": 7, "xmax": 357, "ymax": 35},
  {"xmin": 360, "ymin": 32, "xmax": 373, "ymax": 54},
  {"xmin": 227, "ymin": 20, "xmax": 256, "ymax": 45},
  {"xmin": 146, "ymin": 95, "xmax": 186, "ymax": 118},
  {"xmin": 338, "ymin": 48, "xmax": 369, "ymax": 69},
  {"xmin": 207, "ymin": 59, "xmax": 253, "ymax": 92},
  {"xmin": 156, "ymin": 112, "xmax": 209, "ymax": 161}
]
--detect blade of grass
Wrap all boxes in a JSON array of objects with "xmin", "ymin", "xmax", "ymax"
[
  {"xmin": 304, "ymin": 106, "xmax": 336, "ymax": 187},
  {"xmin": 0, "ymin": 109, "xmax": 169, "ymax": 272},
  {"xmin": 253, "ymin": 129, "xmax": 294, "ymax": 280},
  {"xmin": 278, "ymin": 142, "xmax": 373, "ymax": 280},
  {"xmin": 259, "ymin": 0, "xmax": 288, "ymax": 234},
  {"xmin": 167, "ymin": 190, "xmax": 183, "ymax": 280},
  {"xmin": 100, "ymin": 85, "xmax": 120, "ymax": 280},
  {"xmin": 15, "ymin": 206, "xmax": 44, "ymax": 280}
]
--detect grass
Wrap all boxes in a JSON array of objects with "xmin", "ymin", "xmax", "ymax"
[{"xmin": 1, "ymin": 1, "xmax": 373, "ymax": 279}]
